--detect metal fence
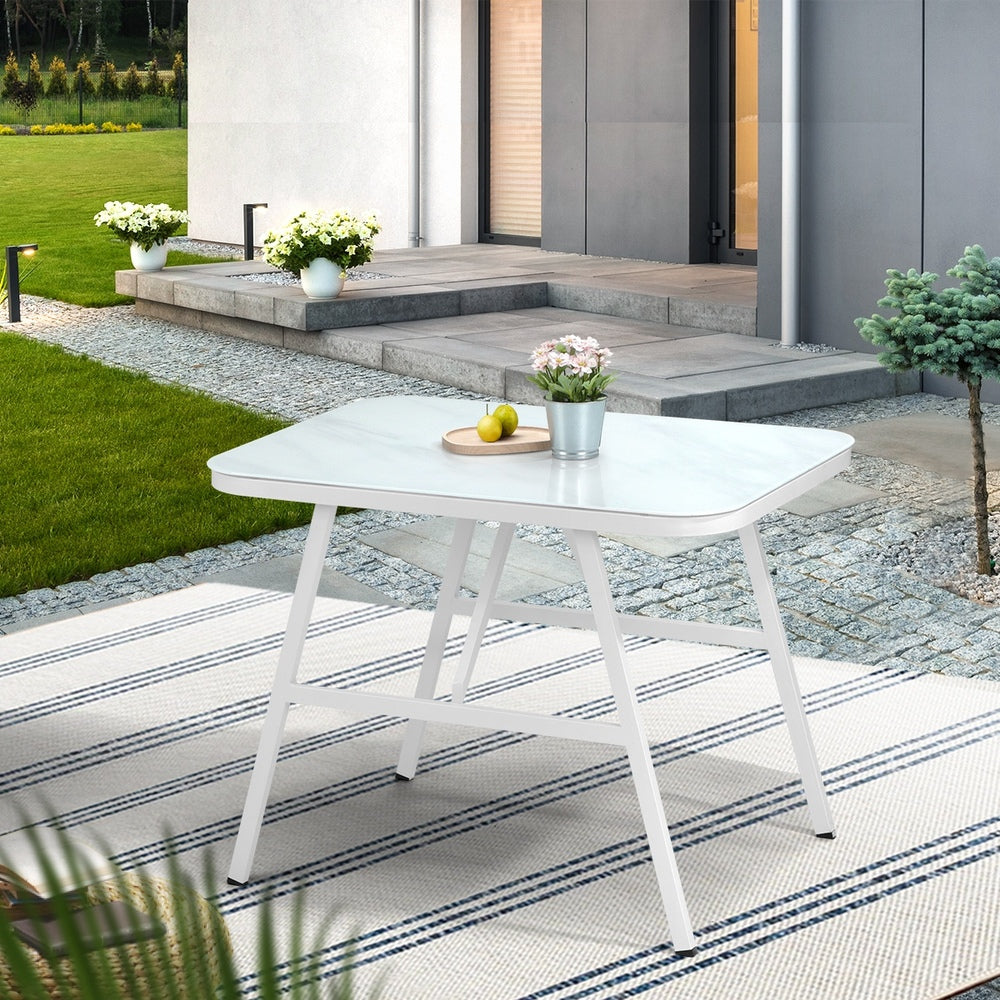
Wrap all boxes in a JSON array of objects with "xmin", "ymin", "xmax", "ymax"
[{"xmin": 1, "ymin": 71, "xmax": 186, "ymax": 129}]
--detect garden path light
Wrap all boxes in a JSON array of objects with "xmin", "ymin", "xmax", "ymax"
[
  {"xmin": 4, "ymin": 244, "xmax": 37, "ymax": 323},
  {"xmin": 243, "ymin": 203, "xmax": 267, "ymax": 260}
]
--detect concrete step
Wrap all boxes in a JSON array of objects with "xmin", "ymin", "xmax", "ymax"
[
  {"xmin": 117, "ymin": 262, "xmax": 757, "ymax": 336},
  {"xmin": 293, "ymin": 312, "xmax": 915, "ymax": 420},
  {"xmin": 117, "ymin": 250, "xmax": 915, "ymax": 420}
]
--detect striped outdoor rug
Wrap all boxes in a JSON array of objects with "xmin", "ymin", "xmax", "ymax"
[{"xmin": 1, "ymin": 582, "xmax": 997, "ymax": 999}]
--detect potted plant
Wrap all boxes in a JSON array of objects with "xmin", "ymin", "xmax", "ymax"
[
  {"xmin": 527, "ymin": 335, "xmax": 616, "ymax": 459},
  {"xmin": 856, "ymin": 244, "xmax": 1000, "ymax": 576},
  {"xmin": 261, "ymin": 209, "xmax": 381, "ymax": 300},
  {"xmin": 93, "ymin": 201, "xmax": 189, "ymax": 272}
]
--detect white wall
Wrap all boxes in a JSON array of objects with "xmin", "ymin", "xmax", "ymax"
[{"xmin": 187, "ymin": 0, "xmax": 478, "ymax": 251}]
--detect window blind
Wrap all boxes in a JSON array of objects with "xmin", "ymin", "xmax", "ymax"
[{"xmin": 488, "ymin": 0, "xmax": 542, "ymax": 238}]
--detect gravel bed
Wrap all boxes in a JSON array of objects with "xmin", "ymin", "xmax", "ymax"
[{"xmin": 236, "ymin": 269, "xmax": 397, "ymax": 285}]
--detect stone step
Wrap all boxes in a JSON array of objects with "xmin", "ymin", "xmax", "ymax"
[
  {"xmin": 294, "ymin": 316, "xmax": 914, "ymax": 420},
  {"xmin": 117, "ymin": 251, "xmax": 915, "ymax": 421},
  {"xmin": 117, "ymin": 262, "xmax": 757, "ymax": 336}
]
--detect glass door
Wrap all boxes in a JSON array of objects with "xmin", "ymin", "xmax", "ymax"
[{"xmin": 714, "ymin": 0, "xmax": 758, "ymax": 264}]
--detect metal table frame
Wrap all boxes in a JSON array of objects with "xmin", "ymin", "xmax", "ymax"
[{"xmin": 210, "ymin": 396, "xmax": 853, "ymax": 956}]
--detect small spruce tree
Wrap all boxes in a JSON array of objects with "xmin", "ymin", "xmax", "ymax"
[
  {"xmin": 145, "ymin": 56, "xmax": 164, "ymax": 96},
  {"xmin": 121, "ymin": 61, "xmax": 144, "ymax": 100},
  {"xmin": 167, "ymin": 51, "xmax": 186, "ymax": 100},
  {"xmin": 856, "ymin": 244, "xmax": 1000, "ymax": 575},
  {"xmin": 74, "ymin": 58, "xmax": 96, "ymax": 96},
  {"xmin": 97, "ymin": 58, "xmax": 120, "ymax": 98},
  {"xmin": 47, "ymin": 55, "xmax": 70, "ymax": 96},
  {"xmin": 1, "ymin": 52, "xmax": 19, "ymax": 100},
  {"xmin": 25, "ymin": 52, "xmax": 43, "ymax": 98}
]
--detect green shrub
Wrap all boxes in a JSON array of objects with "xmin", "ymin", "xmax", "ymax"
[
  {"xmin": 25, "ymin": 52, "xmax": 43, "ymax": 98},
  {"xmin": 145, "ymin": 56, "xmax": 164, "ymax": 96},
  {"xmin": 74, "ymin": 58, "xmax": 96, "ymax": 95},
  {"xmin": 97, "ymin": 59, "xmax": 120, "ymax": 98},
  {"xmin": 167, "ymin": 51, "xmax": 186, "ymax": 99},
  {"xmin": 46, "ymin": 55, "xmax": 70, "ymax": 96},
  {"xmin": 1, "ymin": 52, "xmax": 19, "ymax": 100},
  {"xmin": 121, "ymin": 61, "xmax": 144, "ymax": 100}
]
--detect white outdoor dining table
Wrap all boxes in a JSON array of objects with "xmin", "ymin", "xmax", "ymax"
[{"xmin": 208, "ymin": 394, "xmax": 854, "ymax": 956}]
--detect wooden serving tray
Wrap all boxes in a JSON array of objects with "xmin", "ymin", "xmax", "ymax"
[{"xmin": 441, "ymin": 426, "xmax": 551, "ymax": 455}]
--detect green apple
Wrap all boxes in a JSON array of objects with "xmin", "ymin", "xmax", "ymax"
[
  {"xmin": 476, "ymin": 413, "xmax": 503, "ymax": 442},
  {"xmin": 493, "ymin": 403, "xmax": 519, "ymax": 437}
]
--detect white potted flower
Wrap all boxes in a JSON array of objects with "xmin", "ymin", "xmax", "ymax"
[
  {"xmin": 261, "ymin": 209, "xmax": 381, "ymax": 299},
  {"xmin": 93, "ymin": 200, "xmax": 189, "ymax": 272},
  {"xmin": 527, "ymin": 335, "xmax": 616, "ymax": 459}
]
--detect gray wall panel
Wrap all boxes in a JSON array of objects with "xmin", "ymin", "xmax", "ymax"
[
  {"xmin": 923, "ymin": 0, "xmax": 1000, "ymax": 279},
  {"xmin": 585, "ymin": 0, "xmax": 693, "ymax": 260},
  {"xmin": 798, "ymin": 0, "xmax": 923, "ymax": 352},
  {"xmin": 586, "ymin": 122, "xmax": 691, "ymax": 259},
  {"xmin": 587, "ymin": 0, "xmax": 690, "ymax": 123},
  {"xmin": 542, "ymin": 0, "xmax": 588, "ymax": 252},
  {"xmin": 923, "ymin": 0, "xmax": 1000, "ymax": 402}
]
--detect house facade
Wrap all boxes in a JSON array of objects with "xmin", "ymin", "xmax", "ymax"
[{"xmin": 188, "ymin": 0, "xmax": 1000, "ymax": 397}]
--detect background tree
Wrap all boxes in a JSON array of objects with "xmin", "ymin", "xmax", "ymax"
[
  {"xmin": 24, "ymin": 46, "xmax": 40, "ymax": 95},
  {"xmin": 1, "ymin": 49, "xmax": 18, "ymax": 98},
  {"xmin": 144, "ymin": 51, "xmax": 162, "ymax": 94},
  {"xmin": 857, "ymin": 244, "xmax": 1000, "ymax": 575},
  {"xmin": 166, "ymin": 47, "xmax": 182, "ymax": 98},
  {"xmin": 46, "ymin": 51, "xmax": 68, "ymax": 94},
  {"xmin": 97, "ymin": 55, "xmax": 118, "ymax": 96},
  {"xmin": 73, "ymin": 53, "xmax": 94, "ymax": 94},
  {"xmin": 120, "ymin": 57, "xmax": 141, "ymax": 98}
]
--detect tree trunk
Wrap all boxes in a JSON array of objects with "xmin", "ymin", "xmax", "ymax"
[
  {"xmin": 145, "ymin": 0, "xmax": 152, "ymax": 50},
  {"xmin": 967, "ymin": 376, "xmax": 995, "ymax": 575}
]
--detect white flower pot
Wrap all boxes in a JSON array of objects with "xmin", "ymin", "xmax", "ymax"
[
  {"xmin": 130, "ymin": 240, "xmax": 169, "ymax": 271},
  {"xmin": 544, "ymin": 397, "xmax": 607, "ymax": 460},
  {"xmin": 299, "ymin": 258, "xmax": 345, "ymax": 299}
]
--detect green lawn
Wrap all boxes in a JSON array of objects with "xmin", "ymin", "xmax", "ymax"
[
  {"xmin": 0, "ymin": 333, "xmax": 311, "ymax": 597},
  {"xmin": 0, "ymin": 130, "xmax": 223, "ymax": 306}
]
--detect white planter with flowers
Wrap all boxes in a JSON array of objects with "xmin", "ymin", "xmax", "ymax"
[
  {"xmin": 129, "ymin": 241, "xmax": 169, "ymax": 271},
  {"xmin": 527, "ymin": 335, "xmax": 616, "ymax": 460},
  {"xmin": 94, "ymin": 201, "xmax": 189, "ymax": 273},
  {"xmin": 261, "ymin": 209, "xmax": 381, "ymax": 299}
]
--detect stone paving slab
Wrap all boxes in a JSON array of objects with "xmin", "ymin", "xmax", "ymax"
[{"xmin": 848, "ymin": 412, "xmax": 1000, "ymax": 478}]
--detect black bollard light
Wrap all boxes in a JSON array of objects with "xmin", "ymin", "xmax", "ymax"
[
  {"xmin": 243, "ymin": 203, "xmax": 268, "ymax": 260},
  {"xmin": 5, "ymin": 244, "xmax": 38, "ymax": 323}
]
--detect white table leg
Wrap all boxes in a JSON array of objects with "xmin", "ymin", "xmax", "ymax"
[
  {"xmin": 228, "ymin": 503, "xmax": 337, "ymax": 885},
  {"xmin": 452, "ymin": 521, "xmax": 516, "ymax": 702},
  {"xmin": 739, "ymin": 523, "xmax": 835, "ymax": 838},
  {"xmin": 565, "ymin": 528, "xmax": 697, "ymax": 956},
  {"xmin": 395, "ymin": 518, "xmax": 477, "ymax": 780}
]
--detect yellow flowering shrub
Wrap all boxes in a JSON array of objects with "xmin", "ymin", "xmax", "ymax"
[
  {"xmin": 101, "ymin": 121, "xmax": 123, "ymax": 133},
  {"xmin": 125, "ymin": 122, "xmax": 143, "ymax": 132},
  {"xmin": 27, "ymin": 122, "xmax": 101, "ymax": 135}
]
